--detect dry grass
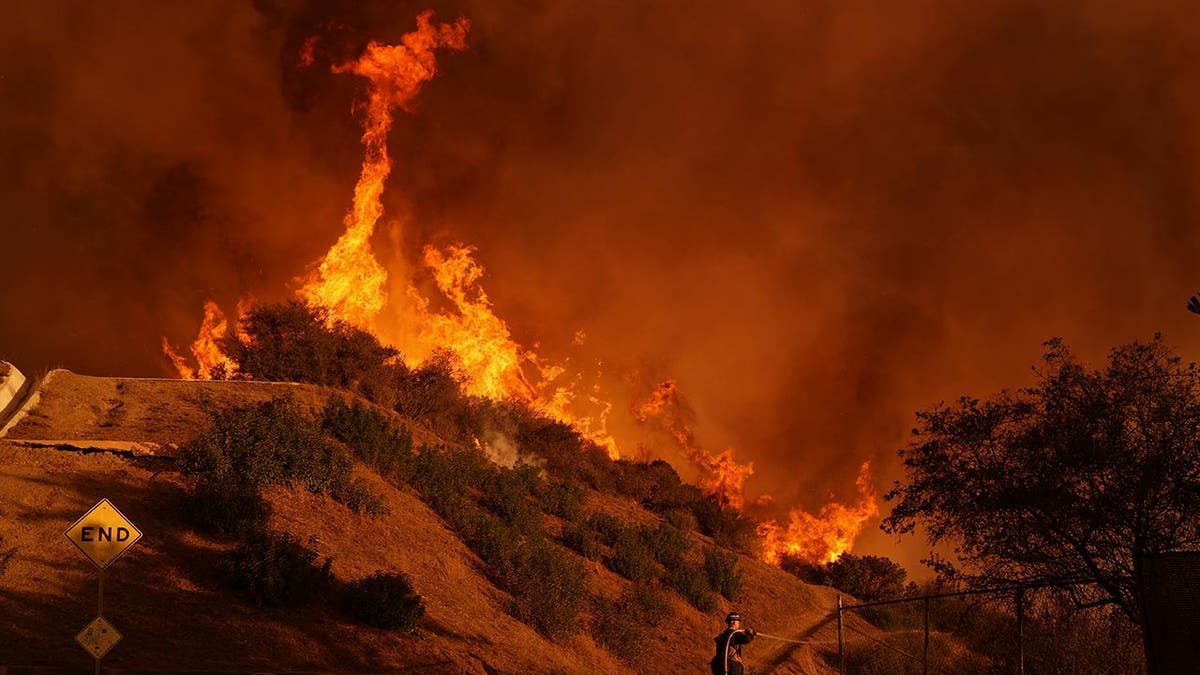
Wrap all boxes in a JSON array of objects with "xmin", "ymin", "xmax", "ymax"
[{"xmin": 0, "ymin": 371, "xmax": 908, "ymax": 673}]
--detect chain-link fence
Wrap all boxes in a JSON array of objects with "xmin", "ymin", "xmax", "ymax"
[{"xmin": 834, "ymin": 583, "xmax": 1144, "ymax": 674}]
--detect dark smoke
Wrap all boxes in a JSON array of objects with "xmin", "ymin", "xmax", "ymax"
[{"xmin": 3, "ymin": 0, "xmax": 1200, "ymax": 569}]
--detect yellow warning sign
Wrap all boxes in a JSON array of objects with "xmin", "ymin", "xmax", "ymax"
[
  {"xmin": 76, "ymin": 615, "xmax": 122, "ymax": 659},
  {"xmin": 64, "ymin": 499, "xmax": 142, "ymax": 570}
]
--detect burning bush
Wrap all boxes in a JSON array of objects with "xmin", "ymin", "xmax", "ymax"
[
  {"xmin": 341, "ymin": 571, "xmax": 425, "ymax": 632},
  {"xmin": 220, "ymin": 530, "xmax": 333, "ymax": 608}
]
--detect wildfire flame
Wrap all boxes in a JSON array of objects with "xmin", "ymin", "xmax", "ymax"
[
  {"xmin": 163, "ymin": 9, "xmax": 878, "ymax": 566},
  {"xmin": 414, "ymin": 244, "xmax": 534, "ymax": 400},
  {"xmin": 298, "ymin": 11, "xmax": 470, "ymax": 331},
  {"xmin": 632, "ymin": 380, "xmax": 754, "ymax": 510},
  {"xmin": 757, "ymin": 461, "xmax": 880, "ymax": 565},
  {"xmin": 162, "ymin": 300, "xmax": 238, "ymax": 380}
]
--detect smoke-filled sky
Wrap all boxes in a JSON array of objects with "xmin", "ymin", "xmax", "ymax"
[{"xmin": 4, "ymin": 0, "xmax": 1200, "ymax": 569}]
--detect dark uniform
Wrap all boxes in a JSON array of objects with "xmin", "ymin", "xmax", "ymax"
[{"xmin": 710, "ymin": 613, "xmax": 756, "ymax": 675}]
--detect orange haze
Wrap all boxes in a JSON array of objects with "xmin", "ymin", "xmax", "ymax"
[{"xmin": 6, "ymin": 1, "xmax": 1200, "ymax": 572}]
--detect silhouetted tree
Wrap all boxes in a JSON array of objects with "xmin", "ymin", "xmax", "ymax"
[
  {"xmin": 392, "ymin": 348, "xmax": 466, "ymax": 425},
  {"xmin": 222, "ymin": 300, "xmax": 401, "ymax": 396},
  {"xmin": 781, "ymin": 552, "xmax": 909, "ymax": 603},
  {"xmin": 884, "ymin": 336, "xmax": 1200, "ymax": 626}
]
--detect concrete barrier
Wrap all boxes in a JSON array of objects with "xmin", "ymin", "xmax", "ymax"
[{"xmin": 0, "ymin": 361, "xmax": 26, "ymax": 421}]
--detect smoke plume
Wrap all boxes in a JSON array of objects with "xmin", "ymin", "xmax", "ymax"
[{"xmin": 4, "ymin": 0, "xmax": 1200, "ymax": 569}]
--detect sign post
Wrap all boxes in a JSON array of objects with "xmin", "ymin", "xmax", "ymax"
[{"xmin": 64, "ymin": 499, "xmax": 142, "ymax": 674}]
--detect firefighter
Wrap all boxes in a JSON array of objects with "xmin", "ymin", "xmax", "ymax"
[{"xmin": 710, "ymin": 611, "xmax": 757, "ymax": 675}]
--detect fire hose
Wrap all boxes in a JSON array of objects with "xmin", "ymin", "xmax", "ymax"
[{"xmin": 750, "ymin": 631, "xmax": 823, "ymax": 645}]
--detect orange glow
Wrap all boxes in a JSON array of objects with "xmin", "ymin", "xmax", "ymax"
[
  {"xmin": 758, "ymin": 461, "xmax": 879, "ymax": 565},
  {"xmin": 289, "ymin": 13, "xmax": 618, "ymax": 457},
  {"xmin": 165, "ymin": 10, "xmax": 877, "ymax": 560},
  {"xmin": 298, "ymin": 36, "xmax": 317, "ymax": 68}
]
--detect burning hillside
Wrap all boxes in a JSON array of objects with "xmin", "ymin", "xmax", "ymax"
[{"xmin": 161, "ymin": 10, "xmax": 877, "ymax": 566}]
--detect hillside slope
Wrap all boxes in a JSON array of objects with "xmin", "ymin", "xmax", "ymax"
[{"xmin": 0, "ymin": 369, "xmax": 871, "ymax": 673}]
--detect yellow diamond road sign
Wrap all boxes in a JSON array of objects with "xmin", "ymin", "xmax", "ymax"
[
  {"xmin": 76, "ymin": 615, "xmax": 122, "ymax": 659},
  {"xmin": 64, "ymin": 499, "xmax": 142, "ymax": 570}
]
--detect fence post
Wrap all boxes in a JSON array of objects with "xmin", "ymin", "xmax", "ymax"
[
  {"xmin": 837, "ymin": 595, "xmax": 845, "ymax": 674},
  {"xmin": 1016, "ymin": 587, "xmax": 1025, "ymax": 675},
  {"xmin": 923, "ymin": 595, "xmax": 930, "ymax": 675}
]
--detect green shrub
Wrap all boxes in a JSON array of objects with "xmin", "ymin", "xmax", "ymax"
[
  {"xmin": 187, "ymin": 477, "xmax": 270, "ymax": 535},
  {"xmin": 410, "ymin": 445, "xmax": 492, "ymax": 506},
  {"xmin": 591, "ymin": 582, "xmax": 672, "ymax": 664},
  {"xmin": 562, "ymin": 523, "xmax": 603, "ymax": 561},
  {"xmin": 664, "ymin": 508, "xmax": 698, "ymax": 533},
  {"xmin": 342, "ymin": 571, "xmax": 425, "ymax": 632},
  {"xmin": 508, "ymin": 538, "xmax": 587, "ymax": 639},
  {"xmin": 179, "ymin": 397, "xmax": 350, "ymax": 493},
  {"xmin": 843, "ymin": 631, "xmax": 991, "ymax": 675},
  {"xmin": 641, "ymin": 523, "xmax": 690, "ymax": 569},
  {"xmin": 858, "ymin": 603, "xmax": 921, "ymax": 630},
  {"xmin": 822, "ymin": 554, "xmax": 908, "ymax": 603},
  {"xmin": 665, "ymin": 561, "xmax": 717, "ymax": 612},
  {"xmin": 430, "ymin": 494, "xmax": 582, "ymax": 639},
  {"xmin": 615, "ymin": 459, "xmax": 703, "ymax": 512},
  {"xmin": 333, "ymin": 477, "xmax": 390, "ymax": 517},
  {"xmin": 456, "ymin": 505, "xmax": 521, "ymax": 576},
  {"xmin": 321, "ymin": 396, "xmax": 414, "ymax": 480},
  {"xmin": 703, "ymin": 548, "xmax": 743, "ymax": 600},
  {"xmin": 180, "ymin": 398, "xmax": 385, "ymax": 534},
  {"xmin": 220, "ymin": 530, "xmax": 332, "ymax": 607},
  {"xmin": 539, "ymin": 478, "xmax": 586, "ymax": 523},
  {"xmin": 483, "ymin": 468, "xmax": 540, "ymax": 531},
  {"xmin": 781, "ymin": 552, "xmax": 908, "ymax": 604},
  {"xmin": 606, "ymin": 528, "xmax": 659, "ymax": 583},
  {"xmin": 588, "ymin": 512, "xmax": 626, "ymax": 546}
]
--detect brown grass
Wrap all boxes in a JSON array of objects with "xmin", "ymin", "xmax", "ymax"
[{"xmin": 0, "ymin": 370, "xmax": 888, "ymax": 673}]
